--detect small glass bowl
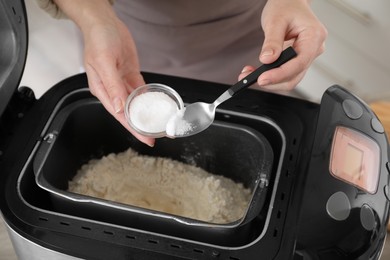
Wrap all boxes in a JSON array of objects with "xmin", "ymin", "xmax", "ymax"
[{"xmin": 125, "ymin": 83, "xmax": 184, "ymax": 138}]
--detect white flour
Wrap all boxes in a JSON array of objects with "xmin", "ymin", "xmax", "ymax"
[{"xmin": 68, "ymin": 148, "xmax": 251, "ymax": 224}]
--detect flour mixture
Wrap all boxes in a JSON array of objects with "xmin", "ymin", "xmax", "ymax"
[{"xmin": 68, "ymin": 148, "xmax": 252, "ymax": 224}]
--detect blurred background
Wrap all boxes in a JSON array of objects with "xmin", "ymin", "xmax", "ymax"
[
  {"xmin": 18, "ymin": 0, "xmax": 390, "ymax": 103},
  {"xmin": 1, "ymin": 0, "xmax": 390, "ymax": 259}
]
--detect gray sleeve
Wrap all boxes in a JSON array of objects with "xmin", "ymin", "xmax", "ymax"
[{"xmin": 35, "ymin": 0, "xmax": 115, "ymax": 19}]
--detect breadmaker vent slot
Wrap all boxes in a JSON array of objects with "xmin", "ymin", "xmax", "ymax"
[
  {"xmin": 193, "ymin": 248, "xmax": 204, "ymax": 254},
  {"xmin": 170, "ymin": 244, "xmax": 181, "ymax": 249},
  {"xmin": 126, "ymin": 235, "xmax": 136, "ymax": 240},
  {"xmin": 148, "ymin": 239, "xmax": 159, "ymax": 244},
  {"xmin": 103, "ymin": 230, "xmax": 114, "ymax": 235}
]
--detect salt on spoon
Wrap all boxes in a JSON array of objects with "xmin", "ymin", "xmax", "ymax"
[{"xmin": 166, "ymin": 108, "xmax": 194, "ymax": 136}]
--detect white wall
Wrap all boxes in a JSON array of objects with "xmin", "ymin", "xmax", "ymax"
[
  {"xmin": 297, "ymin": 0, "xmax": 390, "ymax": 102},
  {"xmin": 20, "ymin": 0, "xmax": 83, "ymax": 99}
]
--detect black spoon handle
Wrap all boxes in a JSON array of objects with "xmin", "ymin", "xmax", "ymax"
[{"xmin": 228, "ymin": 46, "xmax": 297, "ymax": 96}]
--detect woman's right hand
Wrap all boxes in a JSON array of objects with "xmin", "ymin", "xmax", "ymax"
[{"xmin": 54, "ymin": 0, "xmax": 155, "ymax": 147}]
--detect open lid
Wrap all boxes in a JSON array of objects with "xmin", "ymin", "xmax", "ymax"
[{"xmin": 0, "ymin": 0, "xmax": 28, "ymax": 117}]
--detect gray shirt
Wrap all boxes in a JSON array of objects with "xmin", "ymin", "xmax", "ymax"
[{"xmin": 114, "ymin": 0, "xmax": 267, "ymax": 84}]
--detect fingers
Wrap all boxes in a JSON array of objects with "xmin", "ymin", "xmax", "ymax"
[
  {"xmin": 259, "ymin": 19, "xmax": 287, "ymax": 65},
  {"xmin": 256, "ymin": 23, "xmax": 326, "ymax": 90},
  {"xmin": 259, "ymin": 49, "xmax": 306, "ymax": 90},
  {"xmin": 240, "ymin": 49, "xmax": 313, "ymax": 91},
  {"xmin": 115, "ymin": 109, "xmax": 156, "ymax": 147},
  {"xmin": 92, "ymin": 55, "xmax": 130, "ymax": 114},
  {"xmin": 239, "ymin": 43, "xmax": 311, "ymax": 90},
  {"xmin": 239, "ymin": 0, "xmax": 327, "ymax": 92},
  {"xmin": 86, "ymin": 63, "xmax": 155, "ymax": 147},
  {"xmin": 124, "ymin": 72, "xmax": 145, "ymax": 93},
  {"xmin": 238, "ymin": 65, "xmax": 256, "ymax": 81}
]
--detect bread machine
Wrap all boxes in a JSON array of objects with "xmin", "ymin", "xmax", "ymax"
[{"xmin": 1, "ymin": 1, "xmax": 389, "ymax": 259}]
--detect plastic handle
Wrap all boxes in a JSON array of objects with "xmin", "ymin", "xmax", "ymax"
[{"xmin": 228, "ymin": 46, "xmax": 297, "ymax": 96}]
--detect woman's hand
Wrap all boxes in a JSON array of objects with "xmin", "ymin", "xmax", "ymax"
[
  {"xmin": 239, "ymin": 0, "xmax": 327, "ymax": 91},
  {"xmin": 54, "ymin": 0, "xmax": 155, "ymax": 146}
]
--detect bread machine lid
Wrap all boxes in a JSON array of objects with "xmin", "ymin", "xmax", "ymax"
[{"xmin": 0, "ymin": 0, "xmax": 28, "ymax": 117}]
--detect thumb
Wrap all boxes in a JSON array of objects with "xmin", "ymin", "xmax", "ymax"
[
  {"xmin": 260, "ymin": 19, "xmax": 287, "ymax": 64},
  {"xmin": 99, "ymin": 62, "xmax": 129, "ymax": 114}
]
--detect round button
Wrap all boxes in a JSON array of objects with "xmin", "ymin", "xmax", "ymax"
[
  {"xmin": 342, "ymin": 99, "xmax": 363, "ymax": 120},
  {"xmin": 326, "ymin": 191, "xmax": 351, "ymax": 221},
  {"xmin": 360, "ymin": 204, "xmax": 376, "ymax": 231},
  {"xmin": 371, "ymin": 117, "xmax": 384, "ymax": 133}
]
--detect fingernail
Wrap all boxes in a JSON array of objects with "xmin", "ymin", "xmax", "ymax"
[
  {"xmin": 241, "ymin": 66, "xmax": 252, "ymax": 74},
  {"xmin": 261, "ymin": 49, "xmax": 274, "ymax": 58},
  {"xmin": 146, "ymin": 141, "xmax": 155, "ymax": 148},
  {"xmin": 113, "ymin": 97, "xmax": 123, "ymax": 114},
  {"xmin": 259, "ymin": 79, "xmax": 271, "ymax": 86}
]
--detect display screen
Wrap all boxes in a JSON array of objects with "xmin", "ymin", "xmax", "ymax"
[
  {"xmin": 330, "ymin": 126, "xmax": 380, "ymax": 194},
  {"xmin": 344, "ymin": 143, "xmax": 363, "ymax": 179}
]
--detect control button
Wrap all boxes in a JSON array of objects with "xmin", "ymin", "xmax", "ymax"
[
  {"xmin": 385, "ymin": 185, "xmax": 390, "ymax": 201},
  {"xmin": 371, "ymin": 117, "xmax": 384, "ymax": 133},
  {"xmin": 326, "ymin": 191, "xmax": 351, "ymax": 221},
  {"xmin": 360, "ymin": 204, "xmax": 376, "ymax": 231},
  {"xmin": 386, "ymin": 162, "xmax": 390, "ymax": 175},
  {"xmin": 342, "ymin": 99, "xmax": 363, "ymax": 119}
]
